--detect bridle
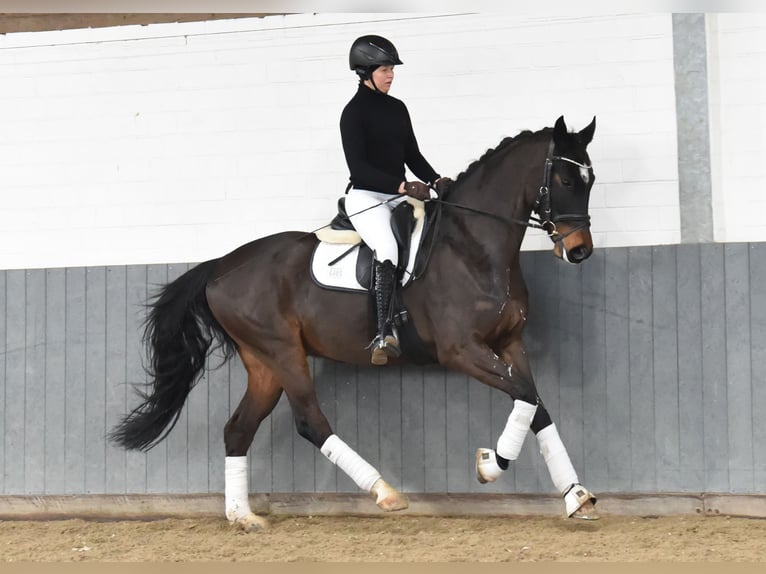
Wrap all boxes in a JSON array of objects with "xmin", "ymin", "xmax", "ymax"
[
  {"xmin": 532, "ymin": 139, "xmax": 593, "ymax": 244},
  {"xmin": 432, "ymin": 138, "xmax": 593, "ymax": 243}
]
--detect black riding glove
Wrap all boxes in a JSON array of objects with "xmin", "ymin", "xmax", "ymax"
[{"xmin": 403, "ymin": 181, "xmax": 431, "ymax": 201}]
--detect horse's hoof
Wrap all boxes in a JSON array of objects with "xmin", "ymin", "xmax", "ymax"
[
  {"xmin": 231, "ymin": 513, "xmax": 270, "ymax": 532},
  {"xmin": 571, "ymin": 500, "xmax": 600, "ymax": 520},
  {"xmin": 475, "ymin": 448, "xmax": 503, "ymax": 484},
  {"xmin": 564, "ymin": 484, "xmax": 599, "ymax": 520},
  {"xmin": 371, "ymin": 478, "xmax": 409, "ymax": 512}
]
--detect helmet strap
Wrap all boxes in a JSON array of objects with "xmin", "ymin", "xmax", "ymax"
[
  {"xmin": 367, "ymin": 77, "xmax": 382, "ymax": 93},
  {"xmin": 362, "ymin": 65, "xmax": 383, "ymax": 93}
]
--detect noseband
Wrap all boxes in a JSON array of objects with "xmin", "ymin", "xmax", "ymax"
[{"xmin": 533, "ymin": 139, "xmax": 593, "ymax": 244}]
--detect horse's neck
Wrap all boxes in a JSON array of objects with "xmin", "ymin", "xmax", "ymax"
[{"xmin": 443, "ymin": 139, "xmax": 547, "ymax": 261}]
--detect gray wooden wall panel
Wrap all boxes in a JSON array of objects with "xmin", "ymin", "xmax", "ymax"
[
  {"xmin": 628, "ymin": 247, "xmax": 656, "ymax": 491},
  {"xmin": 423, "ymin": 365, "xmax": 446, "ymax": 492},
  {"xmin": 1, "ymin": 244, "xmax": 765, "ymax": 498},
  {"xmin": 354, "ymin": 362, "xmax": 379, "ymax": 492},
  {"xmin": 379, "ymin": 366, "xmax": 403, "ymax": 491},
  {"xmin": 4, "ymin": 270, "xmax": 25, "ymax": 494},
  {"xmin": 25, "ymin": 269, "xmax": 46, "ymax": 494},
  {"xmin": 751, "ymin": 243, "xmax": 766, "ymax": 488},
  {"xmin": 676, "ymin": 244, "xmax": 706, "ymax": 491},
  {"xmin": 604, "ymin": 248, "xmax": 631, "ymax": 490},
  {"xmin": 8, "ymin": 281, "xmax": 23, "ymax": 493},
  {"xmin": 0, "ymin": 270, "xmax": 5, "ymax": 494},
  {"xmin": 105, "ymin": 266, "xmax": 127, "ymax": 494},
  {"xmin": 724, "ymin": 244, "xmax": 754, "ymax": 492},
  {"xmin": 700, "ymin": 245, "xmax": 729, "ymax": 491},
  {"xmin": 45, "ymin": 269, "xmax": 67, "ymax": 494},
  {"xmin": 400, "ymin": 367, "xmax": 424, "ymax": 493},
  {"xmin": 445, "ymin": 370, "xmax": 470, "ymax": 493},
  {"xmin": 581, "ymin": 251, "xmax": 608, "ymax": 492},
  {"xmin": 652, "ymin": 247, "xmax": 681, "ymax": 491},
  {"xmin": 64, "ymin": 268, "xmax": 86, "ymax": 494},
  {"xmin": 125, "ymin": 265, "xmax": 148, "ymax": 494}
]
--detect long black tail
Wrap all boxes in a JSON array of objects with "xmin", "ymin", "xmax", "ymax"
[{"xmin": 109, "ymin": 259, "xmax": 236, "ymax": 451}]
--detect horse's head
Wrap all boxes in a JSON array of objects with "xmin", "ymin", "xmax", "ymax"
[{"xmin": 536, "ymin": 116, "xmax": 596, "ymax": 264}]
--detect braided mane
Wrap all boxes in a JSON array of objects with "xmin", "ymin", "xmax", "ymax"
[{"xmin": 449, "ymin": 127, "xmax": 552, "ymax": 192}]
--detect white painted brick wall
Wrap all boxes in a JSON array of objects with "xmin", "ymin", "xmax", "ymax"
[
  {"xmin": 707, "ymin": 14, "xmax": 766, "ymax": 243},
  {"xmin": 0, "ymin": 13, "xmax": 685, "ymax": 269}
]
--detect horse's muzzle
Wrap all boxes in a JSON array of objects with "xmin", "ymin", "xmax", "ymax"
[
  {"xmin": 563, "ymin": 244, "xmax": 592, "ymax": 264},
  {"xmin": 553, "ymin": 224, "xmax": 593, "ymax": 264}
]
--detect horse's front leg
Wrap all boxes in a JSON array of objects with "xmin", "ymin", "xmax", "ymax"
[
  {"xmin": 439, "ymin": 335, "xmax": 597, "ymax": 519},
  {"xmin": 493, "ymin": 339, "xmax": 598, "ymax": 520}
]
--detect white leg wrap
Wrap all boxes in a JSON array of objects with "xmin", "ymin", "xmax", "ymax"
[
  {"xmin": 225, "ymin": 456, "xmax": 252, "ymax": 522},
  {"xmin": 321, "ymin": 434, "xmax": 381, "ymax": 492},
  {"xmin": 496, "ymin": 400, "xmax": 537, "ymax": 461},
  {"xmin": 536, "ymin": 423, "xmax": 579, "ymax": 493}
]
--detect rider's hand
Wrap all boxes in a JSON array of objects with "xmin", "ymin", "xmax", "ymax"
[
  {"xmin": 401, "ymin": 181, "xmax": 431, "ymax": 201},
  {"xmin": 433, "ymin": 177, "xmax": 453, "ymax": 195}
]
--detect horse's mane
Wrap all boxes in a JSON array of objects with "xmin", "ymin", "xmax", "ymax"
[{"xmin": 449, "ymin": 127, "xmax": 552, "ymax": 193}]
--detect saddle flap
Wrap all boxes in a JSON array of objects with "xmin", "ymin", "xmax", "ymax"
[{"xmin": 390, "ymin": 201, "xmax": 415, "ymax": 271}]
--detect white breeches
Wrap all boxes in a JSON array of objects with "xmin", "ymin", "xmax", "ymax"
[{"xmin": 345, "ymin": 188, "xmax": 408, "ymax": 265}]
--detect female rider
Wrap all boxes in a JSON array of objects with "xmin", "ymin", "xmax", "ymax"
[{"xmin": 341, "ymin": 34, "xmax": 452, "ymax": 365}]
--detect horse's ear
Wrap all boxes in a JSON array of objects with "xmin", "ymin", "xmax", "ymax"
[
  {"xmin": 578, "ymin": 116, "xmax": 596, "ymax": 146},
  {"xmin": 553, "ymin": 116, "xmax": 567, "ymax": 143}
]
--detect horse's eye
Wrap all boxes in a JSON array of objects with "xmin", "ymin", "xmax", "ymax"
[{"xmin": 561, "ymin": 178, "xmax": 572, "ymax": 186}]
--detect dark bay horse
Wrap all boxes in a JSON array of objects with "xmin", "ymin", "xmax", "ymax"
[{"xmin": 111, "ymin": 116, "xmax": 598, "ymax": 530}]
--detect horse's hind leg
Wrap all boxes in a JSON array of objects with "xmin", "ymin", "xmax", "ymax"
[
  {"xmin": 275, "ymin": 346, "xmax": 408, "ymax": 512},
  {"xmin": 224, "ymin": 347, "xmax": 283, "ymax": 532}
]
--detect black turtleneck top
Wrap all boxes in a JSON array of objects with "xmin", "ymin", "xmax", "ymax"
[{"xmin": 340, "ymin": 83, "xmax": 439, "ymax": 195}]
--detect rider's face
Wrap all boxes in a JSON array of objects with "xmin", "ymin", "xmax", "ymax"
[{"xmin": 366, "ymin": 65, "xmax": 395, "ymax": 93}]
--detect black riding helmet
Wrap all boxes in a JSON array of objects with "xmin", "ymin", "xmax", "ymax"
[{"xmin": 349, "ymin": 35, "xmax": 403, "ymax": 80}]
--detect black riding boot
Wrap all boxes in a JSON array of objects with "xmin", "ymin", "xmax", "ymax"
[{"xmin": 370, "ymin": 259, "xmax": 401, "ymax": 365}]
